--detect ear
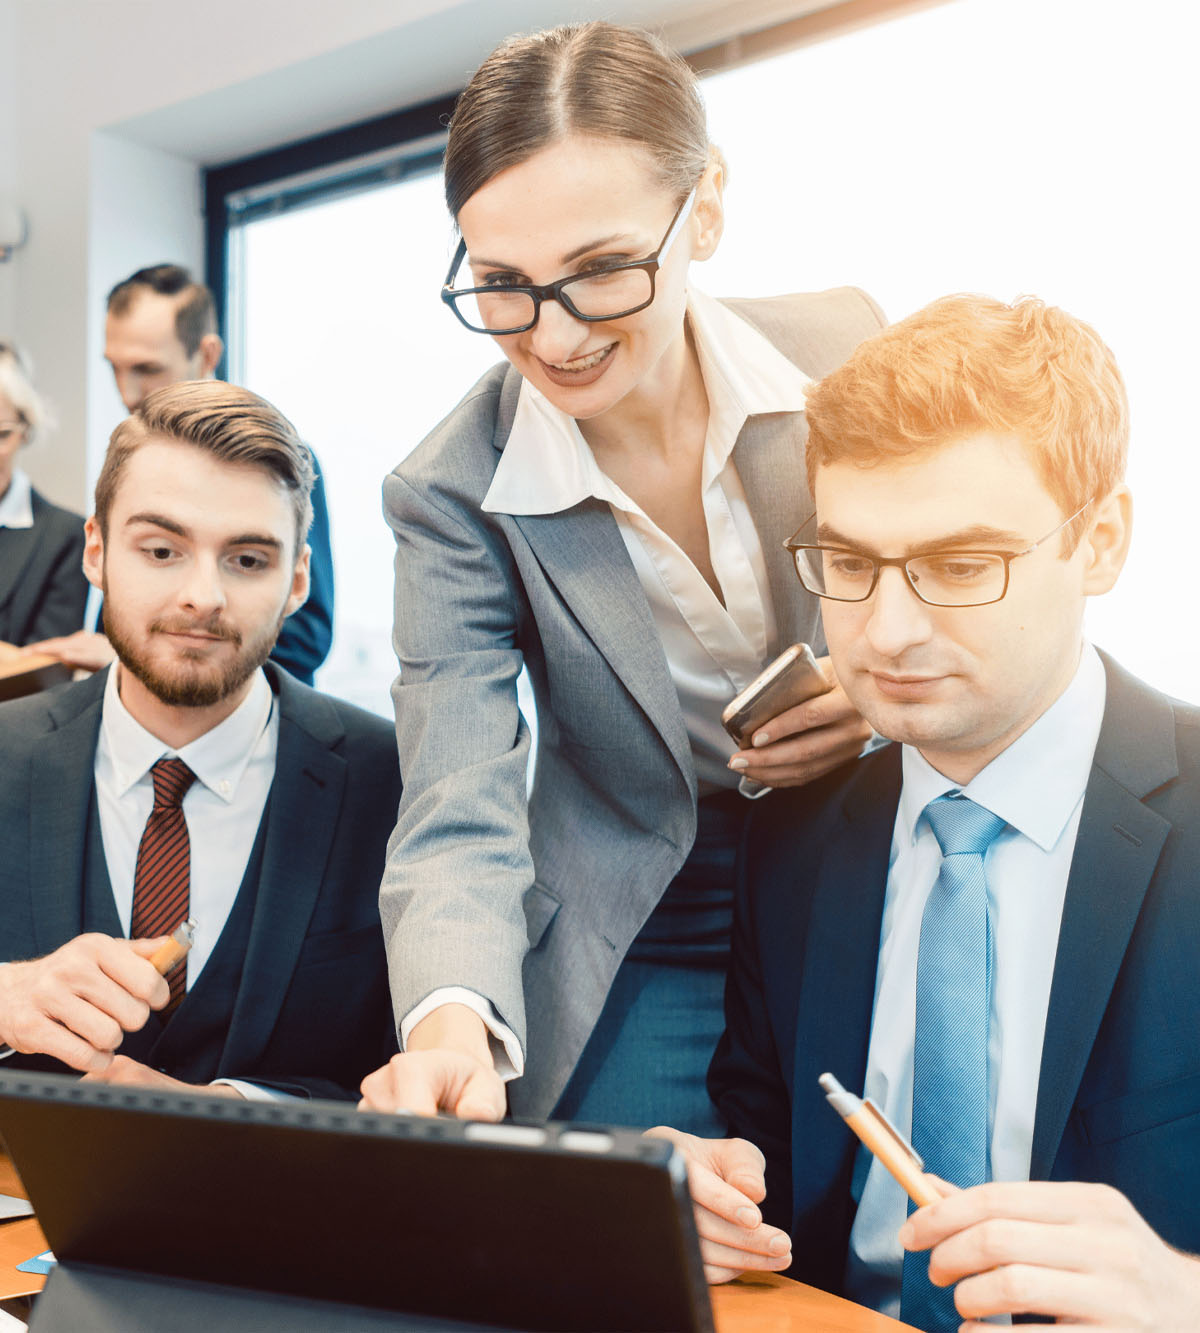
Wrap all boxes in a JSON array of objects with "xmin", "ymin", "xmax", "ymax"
[
  {"xmin": 690, "ymin": 155, "xmax": 725, "ymax": 263},
  {"xmin": 197, "ymin": 332, "xmax": 224, "ymax": 378},
  {"xmin": 282, "ymin": 543, "xmax": 311, "ymax": 618},
  {"xmin": 1080, "ymin": 485, "xmax": 1132, "ymax": 596},
  {"xmin": 82, "ymin": 514, "xmax": 105, "ymax": 591}
]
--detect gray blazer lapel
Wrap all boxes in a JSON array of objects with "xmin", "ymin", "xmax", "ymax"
[
  {"xmin": 28, "ymin": 673, "xmax": 108, "ymax": 953},
  {"xmin": 1030, "ymin": 658, "xmax": 1177, "ymax": 1176},
  {"xmin": 733, "ymin": 413, "xmax": 819, "ymax": 653},
  {"xmin": 221, "ymin": 672, "xmax": 347, "ymax": 1070},
  {"xmin": 512, "ymin": 504, "xmax": 693, "ymax": 791},
  {"xmin": 495, "ymin": 365, "xmax": 693, "ymax": 793}
]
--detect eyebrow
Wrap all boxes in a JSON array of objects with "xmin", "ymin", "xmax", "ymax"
[
  {"xmin": 125, "ymin": 512, "xmax": 283, "ymax": 550},
  {"xmin": 470, "ymin": 232, "xmax": 640, "ymax": 274},
  {"xmin": 816, "ymin": 522, "xmax": 1027, "ymax": 555}
]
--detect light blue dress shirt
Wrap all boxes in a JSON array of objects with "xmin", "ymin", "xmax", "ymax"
[{"xmin": 844, "ymin": 646, "xmax": 1107, "ymax": 1316}]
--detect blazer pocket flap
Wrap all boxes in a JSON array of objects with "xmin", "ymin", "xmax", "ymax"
[
  {"xmin": 523, "ymin": 883, "xmax": 562, "ymax": 948},
  {"xmin": 1081, "ymin": 1071, "xmax": 1200, "ymax": 1146}
]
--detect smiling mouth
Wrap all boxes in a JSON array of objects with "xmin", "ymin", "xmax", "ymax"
[
  {"xmin": 869, "ymin": 671, "xmax": 945, "ymax": 698},
  {"xmin": 536, "ymin": 343, "xmax": 617, "ymax": 384}
]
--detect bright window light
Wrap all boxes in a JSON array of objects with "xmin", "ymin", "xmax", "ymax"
[{"xmin": 236, "ymin": 0, "xmax": 1198, "ymax": 711}]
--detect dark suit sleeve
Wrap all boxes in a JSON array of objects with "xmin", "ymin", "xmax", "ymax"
[
  {"xmin": 271, "ymin": 454, "xmax": 334, "ymax": 686},
  {"xmin": 25, "ymin": 515, "xmax": 88, "ymax": 642},
  {"xmin": 708, "ymin": 808, "xmax": 795, "ymax": 1231}
]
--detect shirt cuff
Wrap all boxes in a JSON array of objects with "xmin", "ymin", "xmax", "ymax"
[
  {"xmin": 400, "ymin": 987, "xmax": 524, "ymax": 1082},
  {"xmin": 211, "ymin": 1078, "xmax": 295, "ymax": 1102},
  {"xmin": 737, "ymin": 775, "xmax": 772, "ymax": 799}
]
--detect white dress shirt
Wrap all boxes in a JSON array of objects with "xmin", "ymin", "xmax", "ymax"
[
  {"xmin": 0, "ymin": 465, "xmax": 34, "ymax": 529},
  {"xmin": 845, "ymin": 646, "xmax": 1107, "ymax": 1316},
  {"xmin": 402, "ymin": 288, "xmax": 813, "ymax": 1071},
  {"xmin": 94, "ymin": 663, "xmax": 280, "ymax": 1099}
]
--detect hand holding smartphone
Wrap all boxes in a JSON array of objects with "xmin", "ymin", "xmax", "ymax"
[{"xmin": 721, "ymin": 643, "xmax": 832, "ymax": 750}]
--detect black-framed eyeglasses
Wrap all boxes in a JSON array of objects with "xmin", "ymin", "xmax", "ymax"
[
  {"xmin": 784, "ymin": 500, "xmax": 1095, "ymax": 607},
  {"xmin": 440, "ymin": 187, "xmax": 697, "ymax": 335}
]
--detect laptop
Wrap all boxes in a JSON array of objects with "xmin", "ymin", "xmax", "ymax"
[{"xmin": 0, "ymin": 1070, "xmax": 714, "ymax": 1333}]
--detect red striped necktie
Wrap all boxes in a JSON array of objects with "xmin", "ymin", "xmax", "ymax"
[{"xmin": 131, "ymin": 758, "xmax": 196, "ymax": 1009}]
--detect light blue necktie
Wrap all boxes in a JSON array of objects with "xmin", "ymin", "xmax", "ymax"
[{"xmin": 900, "ymin": 793, "xmax": 1006, "ymax": 1333}]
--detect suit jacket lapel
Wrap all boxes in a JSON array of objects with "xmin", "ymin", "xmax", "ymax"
[
  {"xmin": 494, "ymin": 367, "xmax": 694, "ymax": 793},
  {"xmin": 219, "ymin": 670, "xmax": 347, "ymax": 1071},
  {"xmin": 790, "ymin": 749, "xmax": 901, "ymax": 1231},
  {"xmin": 28, "ymin": 672, "xmax": 108, "ymax": 953},
  {"xmin": 733, "ymin": 412, "xmax": 815, "ymax": 652},
  {"xmin": 1030, "ymin": 656, "xmax": 1177, "ymax": 1177}
]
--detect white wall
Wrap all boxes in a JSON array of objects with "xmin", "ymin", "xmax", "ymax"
[
  {"xmin": 0, "ymin": 0, "xmax": 18, "ymax": 336},
  {"xmin": 5, "ymin": 0, "xmax": 828, "ymax": 513}
]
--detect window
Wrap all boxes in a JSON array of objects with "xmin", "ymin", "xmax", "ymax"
[{"xmin": 214, "ymin": 0, "xmax": 1198, "ymax": 711}]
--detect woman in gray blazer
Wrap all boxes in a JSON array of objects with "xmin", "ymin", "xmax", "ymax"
[
  {"xmin": 366, "ymin": 22, "xmax": 885, "ymax": 1133},
  {"xmin": 0, "ymin": 343, "xmax": 87, "ymax": 647}
]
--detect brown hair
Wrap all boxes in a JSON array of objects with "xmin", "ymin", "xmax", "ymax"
[
  {"xmin": 106, "ymin": 264, "xmax": 217, "ymax": 358},
  {"xmin": 444, "ymin": 22, "xmax": 712, "ymax": 218},
  {"xmin": 94, "ymin": 381, "xmax": 314, "ymax": 548},
  {"xmin": 804, "ymin": 294, "xmax": 1129, "ymax": 551}
]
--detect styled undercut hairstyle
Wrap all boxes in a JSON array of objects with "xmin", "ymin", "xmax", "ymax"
[
  {"xmin": 804, "ymin": 294, "xmax": 1129, "ymax": 552},
  {"xmin": 444, "ymin": 21, "xmax": 715, "ymax": 219},
  {"xmin": 0, "ymin": 340, "xmax": 50, "ymax": 446},
  {"xmin": 106, "ymin": 264, "xmax": 217, "ymax": 358},
  {"xmin": 94, "ymin": 381, "xmax": 314, "ymax": 549}
]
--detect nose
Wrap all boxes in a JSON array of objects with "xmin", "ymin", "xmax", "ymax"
[
  {"xmin": 114, "ymin": 372, "xmax": 142, "ymax": 412},
  {"xmin": 525, "ymin": 297, "xmax": 590, "ymax": 366},
  {"xmin": 863, "ymin": 566, "xmax": 934, "ymax": 659},
  {"xmin": 177, "ymin": 553, "xmax": 227, "ymax": 617}
]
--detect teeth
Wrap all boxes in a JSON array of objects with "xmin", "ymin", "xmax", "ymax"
[{"xmin": 551, "ymin": 346, "xmax": 611, "ymax": 371}]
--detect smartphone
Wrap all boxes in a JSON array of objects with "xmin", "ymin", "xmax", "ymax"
[{"xmin": 721, "ymin": 642, "xmax": 831, "ymax": 748}]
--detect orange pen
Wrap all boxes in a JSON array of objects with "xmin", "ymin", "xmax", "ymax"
[{"xmin": 819, "ymin": 1071, "xmax": 942, "ymax": 1209}]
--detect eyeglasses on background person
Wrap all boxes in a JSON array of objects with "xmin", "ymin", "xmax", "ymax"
[
  {"xmin": 784, "ymin": 500, "xmax": 1095, "ymax": 607},
  {"xmin": 440, "ymin": 187, "xmax": 697, "ymax": 335}
]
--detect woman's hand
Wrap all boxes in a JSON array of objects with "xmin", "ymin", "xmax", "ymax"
[{"xmin": 727, "ymin": 656, "xmax": 872, "ymax": 789}]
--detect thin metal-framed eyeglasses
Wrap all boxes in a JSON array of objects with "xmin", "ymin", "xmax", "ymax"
[
  {"xmin": 440, "ymin": 187, "xmax": 697, "ymax": 335},
  {"xmin": 784, "ymin": 500, "xmax": 1095, "ymax": 607}
]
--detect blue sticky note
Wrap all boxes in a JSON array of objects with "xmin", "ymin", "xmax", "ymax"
[{"xmin": 16, "ymin": 1250, "xmax": 55, "ymax": 1275}]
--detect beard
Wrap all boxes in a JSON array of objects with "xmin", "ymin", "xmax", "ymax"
[{"xmin": 102, "ymin": 585, "xmax": 285, "ymax": 709}]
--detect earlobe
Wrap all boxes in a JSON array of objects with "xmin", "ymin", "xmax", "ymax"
[
  {"xmin": 1081, "ymin": 486, "xmax": 1133, "ymax": 595},
  {"xmin": 691, "ymin": 158, "xmax": 726, "ymax": 262},
  {"xmin": 199, "ymin": 334, "xmax": 224, "ymax": 378},
  {"xmin": 82, "ymin": 515, "xmax": 105, "ymax": 591},
  {"xmin": 284, "ymin": 545, "xmax": 311, "ymax": 618}
]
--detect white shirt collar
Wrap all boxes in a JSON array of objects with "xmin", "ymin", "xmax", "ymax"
[
  {"xmin": 100, "ymin": 663, "xmax": 275, "ymax": 805},
  {"xmin": 0, "ymin": 466, "xmax": 34, "ymax": 529},
  {"xmin": 897, "ymin": 644, "xmax": 1108, "ymax": 853},
  {"xmin": 482, "ymin": 287, "xmax": 812, "ymax": 517}
]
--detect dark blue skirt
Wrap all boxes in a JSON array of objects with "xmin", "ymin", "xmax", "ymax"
[{"xmin": 551, "ymin": 789, "xmax": 750, "ymax": 1134}]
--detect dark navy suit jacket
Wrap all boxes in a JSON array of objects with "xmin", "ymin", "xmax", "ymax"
[
  {"xmin": 0, "ymin": 664, "xmax": 400, "ymax": 1100},
  {"xmin": 0, "ymin": 489, "xmax": 88, "ymax": 646},
  {"xmin": 710, "ymin": 653, "xmax": 1200, "ymax": 1294}
]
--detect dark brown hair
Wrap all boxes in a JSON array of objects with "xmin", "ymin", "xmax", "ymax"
[
  {"xmin": 444, "ymin": 22, "xmax": 711, "ymax": 218},
  {"xmin": 94, "ymin": 381, "xmax": 314, "ymax": 548},
  {"xmin": 106, "ymin": 264, "xmax": 217, "ymax": 358}
]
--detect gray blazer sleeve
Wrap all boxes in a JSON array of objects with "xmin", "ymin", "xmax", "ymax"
[{"xmin": 380, "ymin": 404, "xmax": 536, "ymax": 1047}]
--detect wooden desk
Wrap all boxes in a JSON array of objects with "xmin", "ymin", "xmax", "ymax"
[{"xmin": 0, "ymin": 1154, "xmax": 912, "ymax": 1330}]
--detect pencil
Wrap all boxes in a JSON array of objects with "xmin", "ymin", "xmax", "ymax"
[{"xmin": 819, "ymin": 1071, "xmax": 942, "ymax": 1209}]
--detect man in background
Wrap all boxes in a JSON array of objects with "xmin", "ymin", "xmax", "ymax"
[
  {"xmin": 661, "ymin": 295, "xmax": 1200, "ymax": 1329},
  {"xmin": 0, "ymin": 381, "xmax": 396, "ymax": 1099},
  {"xmin": 28, "ymin": 265, "xmax": 334, "ymax": 685}
]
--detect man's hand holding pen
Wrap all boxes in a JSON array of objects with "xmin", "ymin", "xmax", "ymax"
[
  {"xmin": 901, "ymin": 1179, "xmax": 1200, "ymax": 1329},
  {"xmin": 644, "ymin": 1127, "xmax": 792, "ymax": 1284},
  {"xmin": 0, "ymin": 933, "xmax": 175, "ymax": 1072}
]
